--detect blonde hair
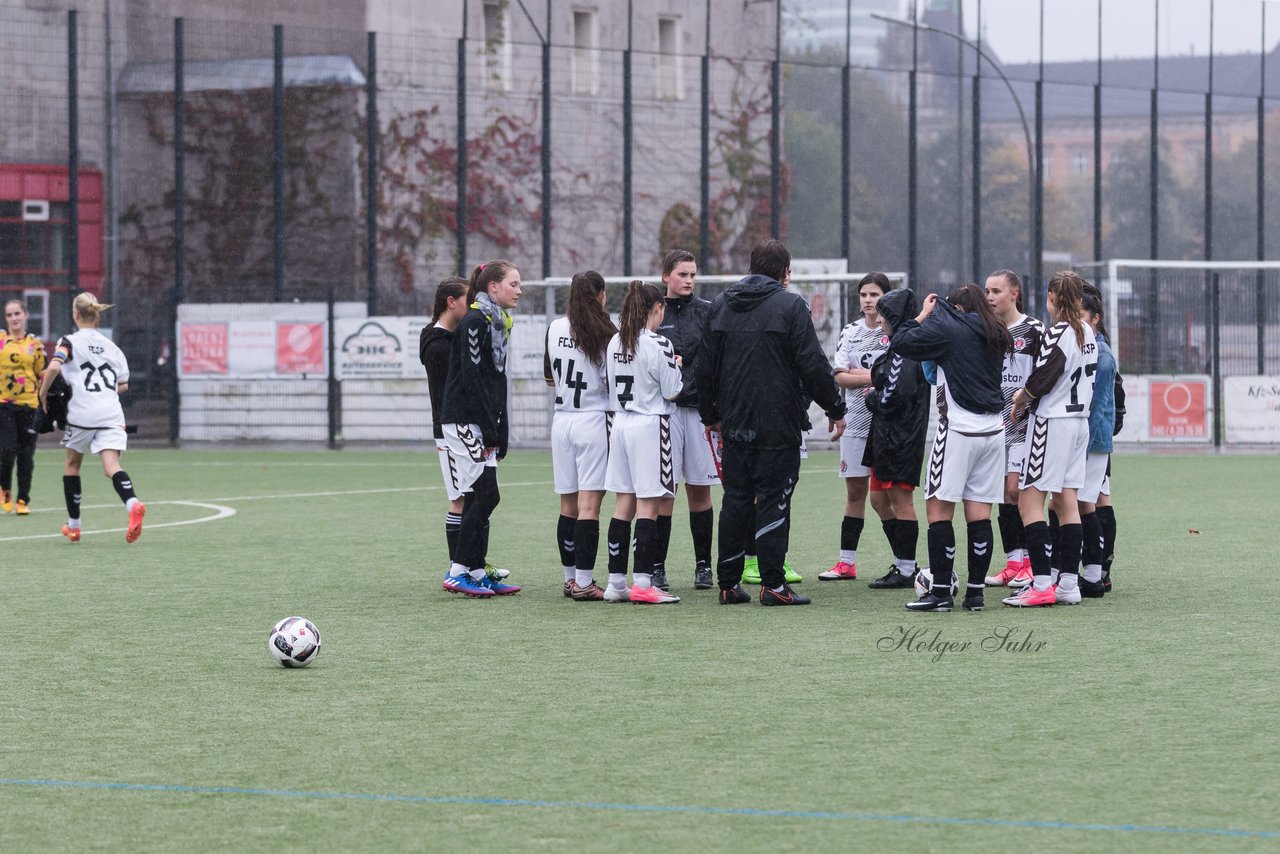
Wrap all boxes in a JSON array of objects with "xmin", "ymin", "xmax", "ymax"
[{"xmin": 73, "ymin": 292, "xmax": 113, "ymax": 326}]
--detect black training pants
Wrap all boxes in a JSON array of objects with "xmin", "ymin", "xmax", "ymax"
[{"xmin": 716, "ymin": 445, "xmax": 800, "ymax": 590}]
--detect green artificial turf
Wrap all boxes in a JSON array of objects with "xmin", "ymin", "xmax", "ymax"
[{"xmin": 1, "ymin": 448, "xmax": 1277, "ymax": 852}]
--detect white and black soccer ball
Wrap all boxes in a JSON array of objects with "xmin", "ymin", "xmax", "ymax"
[
  {"xmin": 268, "ymin": 616, "xmax": 321, "ymax": 668},
  {"xmin": 913, "ymin": 566, "xmax": 959, "ymax": 598}
]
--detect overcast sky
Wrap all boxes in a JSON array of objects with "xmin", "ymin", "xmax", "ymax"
[{"xmin": 935, "ymin": 0, "xmax": 1280, "ymax": 65}]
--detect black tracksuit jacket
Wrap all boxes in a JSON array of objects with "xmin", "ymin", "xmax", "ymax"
[
  {"xmin": 888, "ymin": 297, "xmax": 1005, "ymax": 419},
  {"xmin": 419, "ymin": 323, "xmax": 452, "ymax": 441},
  {"xmin": 696, "ymin": 275, "xmax": 845, "ymax": 449},
  {"xmin": 439, "ymin": 307, "xmax": 508, "ymax": 454},
  {"xmin": 860, "ymin": 288, "xmax": 930, "ymax": 485},
  {"xmin": 656, "ymin": 292, "xmax": 712, "ymax": 408}
]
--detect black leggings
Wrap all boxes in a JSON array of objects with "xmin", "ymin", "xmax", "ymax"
[
  {"xmin": 0, "ymin": 404, "xmax": 37, "ymax": 503},
  {"xmin": 454, "ymin": 468, "xmax": 501, "ymax": 570}
]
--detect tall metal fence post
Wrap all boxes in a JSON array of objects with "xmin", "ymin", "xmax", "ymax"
[
  {"xmin": 541, "ymin": 19, "xmax": 552, "ymax": 279},
  {"xmin": 367, "ymin": 31, "xmax": 378, "ymax": 312},
  {"xmin": 840, "ymin": 58, "xmax": 850, "ymax": 321},
  {"xmin": 456, "ymin": 27, "xmax": 467, "ymax": 277},
  {"xmin": 971, "ymin": 72, "xmax": 981, "ymax": 281},
  {"xmin": 1211, "ymin": 272, "xmax": 1222, "ymax": 447},
  {"xmin": 1093, "ymin": 82, "xmax": 1102, "ymax": 263},
  {"xmin": 273, "ymin": 24, "xmax": 285, "ymax": 302},
  {"xmin": 1257, "ymin": 4, "xmax": 1267, "ymax": 374},
  {"xmin": 699, "ymin": 5, "xmax": 711, "ymax": 272},
  {"xmin": 68, "ymin": 10, "xmax": 80, "ymax": 293},
  {"xmin": 172, "ymin": 16, "xmax": 185, "ymax": 444},
  {"xmin": 769, "ymin": 2, "xmax": 781, "ymax": 240},
  {"xmin": 1033, "ymin": 79, "xmax": 1044, "ymax": 316},
  {"xmin": 623, "ymin": 36, "xmax": 633, "ymax": 275},
  {"xmin": 328, "ymin": 284, "xmax": 339, "ymax": 448},
  {"xmin": 907, "ymin": 7, "xmax": 918, "ymax": 288}
]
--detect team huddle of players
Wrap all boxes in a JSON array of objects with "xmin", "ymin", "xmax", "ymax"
[{"xmin": 423, "ymin": 251, "xmax": 1120, "ymax": 610}]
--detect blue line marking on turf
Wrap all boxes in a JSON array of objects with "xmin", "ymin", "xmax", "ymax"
[{"xmin": 2, "ymin": 778, "xmax": 1277, "ymax": 840}]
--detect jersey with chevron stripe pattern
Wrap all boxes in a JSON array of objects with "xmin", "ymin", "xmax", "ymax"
[
  {"xmin": 1002, "ymin": 314, "xmax": 1045, "ymax": 445},
  {"xmin": 606, "ymin": 329, "xmax": 682, "ymax": 417},
  {"xmin": 833, "ymin": 318, "xmax": 887, "ymax": 438}
]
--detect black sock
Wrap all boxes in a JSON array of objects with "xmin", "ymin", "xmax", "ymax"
[
  {"xmin": 894, "ymin": 519, "xmax": 919, "ymax": 566},
  {"xmin": 444, "ymin": 512, "xmax": 462, "ymax": 562},
  {"xmin": 689, "ymin": 508, "xmax": 713, "ymax": 568},
  {"xmin": 1048, "ymin": 510, "xmax": 1061, "ymax": 571},
  {"xmin": 966, "ymin": 519, "xmax": 994, "ymax": 589},
  {"xmin": 926, "ymin": 520, "xmax": 956, "ymax": 591},
  {"xmin": 556, "ymin": 514, "xmax": 576, "ymax": 569},
  {"xmin": 654, "ymin": 514, "xmax": 673, "ymax": 571},
  {"xmin": 63, "ymin": 475, "xmax": 82, "ymax": 520},
  {"xmin": 1081, "ymin": 511, "xmax": 1103, "ymax": 571},
  {"xmin": 607, "ymin": 517, "xmax": 631, "ymax": 575},
  {"xmin": 634, "ymin": 518, "xmax": 656, "ymax": 578},
  {"xmin": 997, "ymin": 503, "xmax": 1023, "ymax": 554},
  {"xmin": 1097, "ymin": 505, "xmax": 1117, "ymax": 578},
  {"xmin": 840, "ymin": 515, "xmax": 864, "ymax": 552},
  {"xmin": 881, "ymin": 517, "xmax": 898, "ymax": 553},
  {"xmin": 1024, "ymin": 520, "xmax": 1052, "ymax": 578},
  {"xmin": 111, "ymin": 471, "xmax": 137, "ymax": 505},
  {"xmin": 1058, "ymin": 522, "xmax": 1083, "ymax": 579},
  {"xmin": 574, "ymin": 518, "xmax": 600, "ymax": 573}
]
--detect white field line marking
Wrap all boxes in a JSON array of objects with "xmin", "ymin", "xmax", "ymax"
[{"xmin": 0, "ymin": 501, "xmax": 237, "ymax": 542}]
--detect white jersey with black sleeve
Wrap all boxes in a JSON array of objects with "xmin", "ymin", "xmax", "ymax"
[
  {"xmin": 53, "ymin": 329, "xmax": 130, "ymax": 428},
  {"xmin": 545, "ymin": 317, "xmax": 610, "ymax": 413},
  {"xmin": 1025, "ymin": 322, "xmax": 1098, "ymax": 419},
  {"xmin": 1001, "ymin": 314, "xmax": 1046, "ymax": 446},
  {"xmin": 833, "ymin": 319, "xmax": 887, "ymax": 438},
  {"xmin": 606, "ymin": 329, "xmax": 682, "ymax": 417}
]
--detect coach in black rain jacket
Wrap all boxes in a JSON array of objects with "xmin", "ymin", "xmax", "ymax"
[
  {"xmin": 861, "ymin": 288, "xmax": 930, "ymax": 485},
  {"xmin": 696, "ymin": 275, "xmax": 845, "ymax": 449},
  {"xmin": 658, "ymin": 292, "xmax": 712, "ymax": 408}
]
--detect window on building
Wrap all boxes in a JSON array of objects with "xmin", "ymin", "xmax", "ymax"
[
  {"xmin": 483, "ymin": 1, "xmax": 512, "ymax": 91},
  {"xmin": 1071, "ymin": 149, "xmax": 1090, "ymax": 176},
  {"xmin": 572, "ymin": 10, "xmax": 599, "ymax": 96},
  {"xmin": 658, "ymin": 17, "xmax": 683, "ymax": 100}
]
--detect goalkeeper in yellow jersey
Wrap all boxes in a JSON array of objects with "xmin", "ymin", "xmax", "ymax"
[{"xmin": 0, "ymin": 300, "xmax": 46, "ymax": 515}]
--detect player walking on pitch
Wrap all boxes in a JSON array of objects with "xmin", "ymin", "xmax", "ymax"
[
  {"xmin": 1005, "ymin": 271, "xmax": 1098, "ymax": 608},
  {"xmin": 38, "ymin": 293, "xmax": 146, "ymax": 544},
  {"xmin": 438, "ymin": 261, "xmax": 523, "ymax": 598},
  {"xmin": 603, "ymin": 281, "xmax": 684, "ymax": 604},
  {"xmin": 545, "ymin": 271, "xmax": 617, "ymax": 601}
]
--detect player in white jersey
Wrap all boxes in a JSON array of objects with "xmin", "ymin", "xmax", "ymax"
[
  {"xmin": 38, "ymin": 293, "xmax": 146, "ymax": 544},
  {"xmin": 819, "ymin": 273, "xmax": 895, "ymax": 582},
  {"xmin": 544, "ymin": 271, "xmax": 617, "ymax": 601},
  {"xmin": 1006, "ymin": 271, "xmax": 1098, "ymax": 608},
  {"xmin": 983, "ymin": 270, "xmax": 1046, "ymax": 588},
  {"xmin": 603, "ymin": 281, "xmax": 683, "ymax": 604},
  {"xmin": 889, "ymin": 284, "xmax": 1013, "ymax": 612}
]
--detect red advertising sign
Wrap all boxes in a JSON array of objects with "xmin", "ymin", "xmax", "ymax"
[
  {"xmin": 276, "ymin": 322, "xmax": 325, "ymax": 375},
  {"xmin": 181, "ymin": 323, "xmax": 228, "ymax": 375},
  {"xmin": 1149, "ymin": 379, "xmax": 1207, "ymax": 438}
]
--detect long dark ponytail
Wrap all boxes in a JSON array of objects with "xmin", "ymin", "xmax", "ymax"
[
  {"xmin": 567, "ymin": 270, "xmax": 616, "ymax": 365},
  {"xmin": 1047, "ymin": 270, "xmax": 1087, "ymax": 347},
  {"xmin": 431, "ymin": 277, "xmax": 467, "ymax": 322},
  {"xmin": 618, "ymin": 280, "xmax": 663, "ymax": 354},
  {"xmin": 948, "ymin": 283, "xmax": 1013, "ymax": 357}
]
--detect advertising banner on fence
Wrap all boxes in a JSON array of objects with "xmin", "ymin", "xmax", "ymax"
[
  {"xmin": 1113, "ymin": 374, "xmax": 1211, "ymax": 443},
  {"xmin": 1224, "ymin": 376, "xmax": 1280, "ymax": 444},
  {"xmin": 179, "ymin": 320, "xmax": 328, "ymax": 378},
  {"xmin": 333, "ymin": 317, "xmax": 430, "ymax": 379}
]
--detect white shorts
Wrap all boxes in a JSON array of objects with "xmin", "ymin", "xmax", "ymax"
[
  {"xmin": 671, "ymin": 406, "xmax": 720, "ymax": 486},
  {"xmin": 435, "ymin": 439, "xmax": 464, "ymax": 502},
  {"xmin": 839, "ymin": 432, "xmax": 871, "ymax": 478},
  {"xmin": 551, "ymin": 410, "xmax": 611, "ymax": 494},
  {"xmin": 1077, "ymin": 451, "xmax": 1110, "ymax": 504},
  {"xmin": 1005, "ymin": 435, "xmax": 1028, "ymax": 475},
  {"xmin": 604, "ymin": 411, "xmax": 674, "ymax": 499},
  {"xmin": 440, "ymin": 423, "xmax": 497, "ymax": 493},
  {"xmin": 1020, "ymin": 416, "xmax": 1088, "ymax": 494},
  {"xmin": 924, "ymin": 423, "xmax": 1004, "ymax": 504},
  {"xmin": 61, "ymin": 425, "xmax": 128, "ymax": 456}
]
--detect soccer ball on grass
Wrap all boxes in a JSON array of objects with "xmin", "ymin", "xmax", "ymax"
[
  {"xmin": 268, "ymin": 616, "xmax": 321, "ymax": 668},
  {"xmin": 913, "ymin": 566, "xmax": 960, "ymax": 598}
]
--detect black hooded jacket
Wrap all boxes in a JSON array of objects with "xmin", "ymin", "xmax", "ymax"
[
  {"xmin": 888, "ymin": 297, "xmax": 1005, "ymax": 418},
  {"xmin": 440, "ymin": 307, "xmax": 509, "ymax": 454},
  {"xmin": 860, "ymin": 289, "xmax": 930, "ymax": 486},
  {"xmin": 656, "ymin": 292, "xmax": 711, "ymax": 408},
  {"xmin": 419, "ymin": 323, "xmax": 452, "ymax": 440},
  {"xmin": 696, "ymin": 275, "xmax": 845, "ymax": 449}
]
